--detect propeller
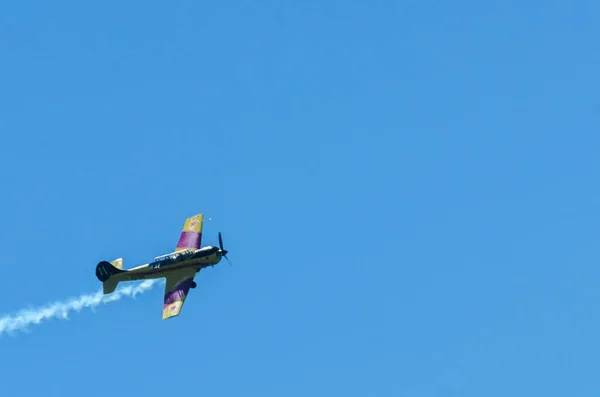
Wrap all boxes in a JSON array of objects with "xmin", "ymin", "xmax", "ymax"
[{"xmin": 218, "ymin": 232, "xmax": 231, "ymax": 266}]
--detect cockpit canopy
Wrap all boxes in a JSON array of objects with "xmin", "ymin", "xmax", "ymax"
[
  {"xmin": 149, "ymin": 248, "xmax": 196, "ymax": 268},
  {"xmin": 153, "ymin": 248, "xmax": 195, "ymax": 261}
]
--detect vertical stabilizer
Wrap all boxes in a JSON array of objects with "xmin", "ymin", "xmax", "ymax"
[{"xmin": 96, "ymin": 259, "xmax": 126, "ymax": 295}]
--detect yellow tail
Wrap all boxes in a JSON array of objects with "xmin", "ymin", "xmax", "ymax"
[{"xmin": 111, "ymin": 258, "xmax": 123, "ymax": 270}]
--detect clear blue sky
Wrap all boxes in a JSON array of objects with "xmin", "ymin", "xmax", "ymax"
[{"xmin": 0, "ymin": 1, "xmax": 598, "ymax": 395}]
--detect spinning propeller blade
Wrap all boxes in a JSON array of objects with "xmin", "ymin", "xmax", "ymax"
[{"xmin": 218, "ymin": 232, "xmax": 231, "ymax": 266}]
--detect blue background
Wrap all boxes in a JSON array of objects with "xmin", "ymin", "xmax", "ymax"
[{"xmin": 1, "ymin": 1, "xmax": 599, "ymax": 396}]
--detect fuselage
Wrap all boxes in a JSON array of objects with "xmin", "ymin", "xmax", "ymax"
[{"xmin": 117, "ymin": 246, "xmax": 223, "ymax": 282}]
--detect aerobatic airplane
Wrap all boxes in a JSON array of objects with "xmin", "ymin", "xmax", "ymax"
[{"xmin": 95, "ymin": 214, "xmax": 229, "ymax": 320}]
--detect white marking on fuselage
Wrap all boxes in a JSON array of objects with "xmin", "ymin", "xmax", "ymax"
[{"xmin": 118, "ymin": 251, "xmax": 222, "ymax": 282}]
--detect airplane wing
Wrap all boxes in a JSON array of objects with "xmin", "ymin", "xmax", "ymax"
[
  {"xmin": 176, "ymin": 214, "xmax": 204, "ymax": 252},
  {"xmin": 162, "ymin": 268, "xmax": 198, "ymax": 320}
]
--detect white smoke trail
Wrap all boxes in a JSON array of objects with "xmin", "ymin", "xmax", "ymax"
[{"xmin": 0, "ymin": 278, "xmax": 165, "ymax": 337}]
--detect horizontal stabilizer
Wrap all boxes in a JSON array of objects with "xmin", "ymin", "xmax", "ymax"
[
  {"xmin": 111, "ymin": 258, "xmax": 123, "ymax": 270},
  {"xmin": 103, "ymin": 278, "xmax": 120, "ymax": 294}
]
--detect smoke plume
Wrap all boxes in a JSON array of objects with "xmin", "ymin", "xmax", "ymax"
[{"xmin": 0, "ymin": 279, "xmax": 165, "ymax": 337}]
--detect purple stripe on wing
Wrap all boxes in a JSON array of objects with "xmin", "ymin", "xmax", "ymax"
[
  {"xmin": 164, "ymin": 278, "xmax": 195, "ymax": 306},
  {"xmin": 177, "ymin": 231, "xmax": 201, "ymax": 249}
]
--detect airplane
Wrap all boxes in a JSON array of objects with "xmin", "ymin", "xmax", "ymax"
[{"xmin": 94, "ymin": 214, "xmax": 229, "ymax": 320}]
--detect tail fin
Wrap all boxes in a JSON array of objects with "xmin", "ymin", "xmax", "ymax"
[
  {"xmin": 96, "ymin": 258, "xmax": 126, "ymax": 294},
  {"xmin": 175, "ymin": 214, "xmax": 204, "ymax": 252}
]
